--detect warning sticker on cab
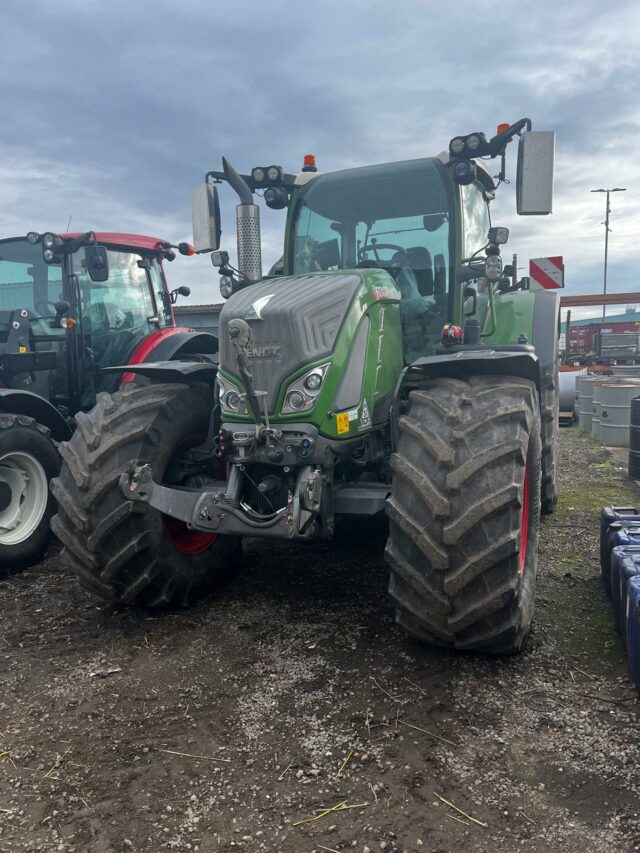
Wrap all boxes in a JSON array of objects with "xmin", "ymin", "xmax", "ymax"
[{"xmin": 336, "ymin": 412, "xmax": 350, "ymax": 435}]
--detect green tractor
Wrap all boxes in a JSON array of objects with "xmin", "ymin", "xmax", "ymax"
[{"xmin": 52, "ymin": 120, "xmax": 558, "ymax": 653}]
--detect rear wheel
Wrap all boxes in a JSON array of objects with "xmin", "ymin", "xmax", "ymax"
[
  {"xmin": 51, "ymin": 382, "xmax": 239, "ymax": 607},
  {"xmin": 0, "ymin": 415, "xmax": 59, "ymax": 576},
  {"xmin": 385, "ymin": 375, "xmax": 541, "ymax": 654}
]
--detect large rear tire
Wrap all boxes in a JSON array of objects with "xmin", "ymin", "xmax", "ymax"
[
  {"xmin": 385, "ymin": 375, "xmax": 541, "ymax": 655},
  {"xmin": 51, "ymin": 382, "xmax": 239, "ymax": 607},
  {"xmin": 0, "ymin": 414, "xmax": 59, "ymax": 577}
]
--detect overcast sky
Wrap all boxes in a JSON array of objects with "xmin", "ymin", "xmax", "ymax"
[{"xmin": 1, "ymin": 0, "xmax": 638, "ymax": 321}]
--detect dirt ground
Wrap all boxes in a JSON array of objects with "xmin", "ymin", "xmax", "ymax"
[{"xmin": 1, "ymin": 426, "xmax": 639, "ymax": 853}]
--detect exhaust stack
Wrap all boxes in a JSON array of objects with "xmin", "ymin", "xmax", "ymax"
[{"xmin": 222, "ymin": 157, "xmax": 262, "ymax": 283}]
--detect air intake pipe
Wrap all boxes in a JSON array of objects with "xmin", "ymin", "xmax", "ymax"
[{"xmin": 222, "ymin": 157, "xmax": 262, "ymax": 283}]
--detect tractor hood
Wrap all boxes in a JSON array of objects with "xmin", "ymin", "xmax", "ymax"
[{"xmin": 219, "ymin": 273, "xmax": 363, "ymax": 412}]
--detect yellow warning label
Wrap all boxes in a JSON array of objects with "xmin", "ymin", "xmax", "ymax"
[
  {"xmin": 18, "ymin": 346, "xmax": 27, "ymax": 353},
  {"xmin": 336, "ymin": 412, "xmax": 350, "ymax": 435}
]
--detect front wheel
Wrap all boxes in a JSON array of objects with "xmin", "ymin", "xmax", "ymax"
[
  {"xmin": 51, "ymin": 382, "xmax": 239, "ymax": 607},
  {"xmin": 0, "ymin": 415, "xmax": 59, "ymax": 577},
  {"xmin": 385, "ymin": 375, "xmax": 541, "ymax": 655}
]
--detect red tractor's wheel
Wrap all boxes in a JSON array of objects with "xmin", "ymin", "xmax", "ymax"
[{"xmin": 51, "ymin": 382, "xmax": 240, "ymax": 607}]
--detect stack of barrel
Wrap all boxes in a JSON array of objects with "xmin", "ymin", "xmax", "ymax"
[
  {"xmin": 576, "ymin": 374, "xmax": 640, "ymax": 478},
  {"xmin": 601, "ymin": 507, "xmax": 640, "ymax": 692}
]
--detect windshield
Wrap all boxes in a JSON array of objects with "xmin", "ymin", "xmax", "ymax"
[
  {"xmin": 0, "ymin": 240, "xmax": 163, "ymax": 334},
  {"xmin": 75, "ymin": 248, "xmax": 157, "ymax": 333},
  {"xmin": 0, "ymin": 239, "xmax": 64, "ymax": 315},
  {"xmin": 290, "ymin": 158, "xmax": 454, "ymax": 362}
]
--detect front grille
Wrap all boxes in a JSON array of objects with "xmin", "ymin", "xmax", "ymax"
[{"xmin": 241, "ymin": 465, "xmax": 289, "ymax": 514}]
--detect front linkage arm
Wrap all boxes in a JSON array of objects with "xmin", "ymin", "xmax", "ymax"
[{"xmin": 121, "ymin": 463, "xmax": 323, "ymax": 541}]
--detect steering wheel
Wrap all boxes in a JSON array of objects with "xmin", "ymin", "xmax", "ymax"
[{"xmin": 358, "ymin": 243, "xmax": 408, "ymax": 264}]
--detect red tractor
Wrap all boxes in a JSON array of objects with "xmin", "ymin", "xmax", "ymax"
[{"xmin": 0, "ymin": 231, "xmax": 217, "ymax": 573}]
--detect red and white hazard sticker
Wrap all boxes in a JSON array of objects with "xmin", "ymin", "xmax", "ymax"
[{"xmin": 529, "ymin": 256, "xmax": 564, "ymax": 289}]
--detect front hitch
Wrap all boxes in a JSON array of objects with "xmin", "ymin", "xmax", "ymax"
[{"xmin": 120, "ymin": 463, "xmax": 324, "ymax": 541}]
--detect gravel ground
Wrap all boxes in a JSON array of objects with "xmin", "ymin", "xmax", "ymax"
[{"xmin": 1, "ymin": 425, "xmax": 639, "ymax": 853}]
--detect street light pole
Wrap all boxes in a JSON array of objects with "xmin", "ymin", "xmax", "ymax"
[{"xmin": 591, "ymin": 187, "xmax": 627, "ymax": 320}]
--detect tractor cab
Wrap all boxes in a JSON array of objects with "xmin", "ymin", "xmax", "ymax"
[
  {"xmin": 286, "ymin": 158, "xmax": 456, "ymax": 363},
  {"xmin": 0, "ymin": 232, "xmax": 191, "ymax": 410}
]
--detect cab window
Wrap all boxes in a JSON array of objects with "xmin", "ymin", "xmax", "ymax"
[{"xmin": 461, "ymin": 182, "xmax": 491, "ymax": 258}]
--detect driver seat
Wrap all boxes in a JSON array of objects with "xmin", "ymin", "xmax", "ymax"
[{"xmin": 404, "ymin": 247, "xmax": 434, "ymax": 297}]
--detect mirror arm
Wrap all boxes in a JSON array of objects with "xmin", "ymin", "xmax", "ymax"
[
  {"xmin": 64, "ymin": 231, "xmax": 97, "ymax": 254},
  {"xmin": 481, "ymin": 282, "xmax": 497, "ymax": 339},
  {"xmin": 488, "ymin": 118, "xmax": 532, "ymax": 158}
]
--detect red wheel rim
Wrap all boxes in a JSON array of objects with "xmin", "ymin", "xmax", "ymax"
[
  {"xmin": 162, "ymin": 516, "xmax": 217, "ymax": 556},
  {"xmin": 519, "ymin": 463, "xmax": 530, "ymax": 576},
  {"xmin": 161, "ymin": 435, "xmax": 222, "ymax": 556}
]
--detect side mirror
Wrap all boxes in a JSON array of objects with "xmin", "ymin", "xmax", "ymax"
[
  {"xmin": 170, "ymin": 285, "xmax": 191, "ymax": 304},
  {"xmin": 191, "ymin": 183, "xmax": 221, "ymax": 252},
  {"xmin": 456, "ymin": 263, "xmax": 485, "ymax": 283},
  {"xmin": 463, "ymin": 286, "xmax": 478, "ymax": 316},
  {"xmin": 516, "ymin": 131, "xmax": 555, "ymax": 215},
  {"xmin": 85, "ymin": 245, "xmax": 109, "ymax": 282},
  {"xmin": 423, "ymin": 213, "xmax": 447, "ymax": 232},
  {"xmin": 54, "ymin": 299, "xmax": 71, "ymax": 318}
]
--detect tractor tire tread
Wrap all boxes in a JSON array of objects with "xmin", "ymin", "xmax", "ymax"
[
  {"xmin": 385, "ymin": 375, "xmax": 541, "ymax": 654},
  {"xmin": 51, "ymin": 382, "xmax": 239, "ymax": 607}
]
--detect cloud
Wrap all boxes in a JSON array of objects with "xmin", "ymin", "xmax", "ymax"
[{"xmin": 1, "ymin": 0, "xmax": 639, "ymax": 312}]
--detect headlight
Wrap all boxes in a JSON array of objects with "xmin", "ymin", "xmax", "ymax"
[
  {"xmin": 286, "ymin": 391, "xmax": 306, "ymax": 411},
  {"xmin": 466, "ymin": 134, "xmax": 480, "ymax": 151},
  {"xmin": 219, "ymin": 275, "xmax": 233, "ymax": 299},
  {"xmin": 217, "ymin": 374, "xmax": 245, "ymax": 413},
  {"xmin": 450, "ymin": 137, "xmax": 465, "ymax": 154},
  {"xmin": 43, "ymin": 248, "xmax": 55, "ymax": 263},
  {"xmin": 452, "ymin": 159, "xmax": 476, "ymax": 185},
  {"xmin": 42, "ymin": 233, "xmax": 56, "ymax": 249},
  {"xmin": 304, "ymin": 371, "xmax": 323, "ymax": 391},
  {"xmin": 281, "ymin": 363, "xmax": 330, "ymax": 415},
  {"xmin": 26, "ymin": 232, "xmax": 40, "ymax": 244},
  {"xmin": 251, "ymin": 167, "xmax": 265, "ymax": 184},
  {"xmin": 225, "ymin": 391, "xmax": 241, "ymax": 410},
  {"xmin": 485, "ymin": 254, "xmax": 503, "ymax": 282},
  {"xmin": 267, "ymin": 166, "xmax": 282, "ymax": 182}
]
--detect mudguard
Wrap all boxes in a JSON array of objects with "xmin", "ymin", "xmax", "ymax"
[
  {"xmin": 119, "ymin": 329, "xmax": 219, "ymax": 385},
  {"xmin": 392, "ymin": 347, "xmax": 541, "ymax": 448},
  {"xmin": 531, "ymin": 289, "xmax": 560, "ymax": 379},
  {"xmin": 405, "ymin": 347, "xmax": 540, "ymax": 387},
  {"xmin": 0, "ymin": 389, "xmax": 73, "ymax": 442},
  {"xmin": 103, "ymin": 359, "xmax": 218, "ymax": 385}
]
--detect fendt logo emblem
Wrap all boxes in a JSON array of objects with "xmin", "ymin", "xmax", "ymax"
[{"xmin": 246, "ymin": 293, "xmax": 275, "ymax": 320}]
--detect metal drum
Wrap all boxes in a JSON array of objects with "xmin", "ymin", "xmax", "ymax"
[
  {"xmin": 599, "ymin": 381, "xmax": 640, "ymax": 447},
  {"xmin": 578, "ymin": 376, "xmax": 600, "ymax": 431},
  {"xmin": 559, "ymin": 368, "xmax": 586, "ymax": 421},
  {"xmin": 592, "ymin": 396, "xmax": 602, "ymax": 438},
  {"xmin": 629, "ymin": 396, "xmax": 640, "ymax": 479}
]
